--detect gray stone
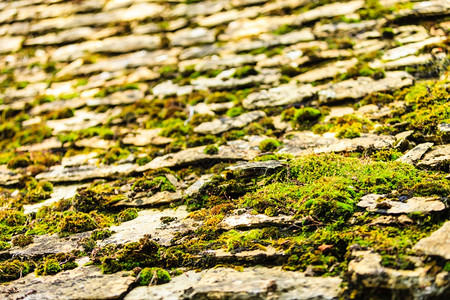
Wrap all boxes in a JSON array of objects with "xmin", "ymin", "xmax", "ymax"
[
  {"xmin": 0, "ymin": 36, "xmax": 23, "ymax": 53},
  {"xmin": 137, "ymin": 145, "xmax": 259, "ymax": 172},
  {"xmin": 192, "ymin": 69, "xmax": 280, "ymax": 90},
  {"xmin": 169, "ymin": 27, "xmax": 216, "ymax": 47},
  {"xmin": 17, "ymin": 137, "xmax": 62, "ymax": 152},
  {"xmin": 349, "ymin": 251, "xmax": 449, "ymax": 298},
  {"xmin": 6, "ymin": 232, "xmax": 89, "ymax": 258},
  {"xmin": 381, "ymin": 36, "xmax": 447, "ymax": 61},
  {"xmin": 0, "ymin": 165, "xmax": 22, "ymax": 186},
  {"xmin": 413, "ymin": 221, "xmax": 450, "ymax": 260},
  {"xmin": 74, "ymin": 137, "xmax": 115, "ymax": 150},
  {"xmin": 438, "ymin": 123, "xmax": 450, "ymax": 133},
  {"xmin": 152, "ymin": 80, "xmax": 194, "ymax": 98},
  {"xmin": 294, "ymin": 1, "xmax": 364, "ymax": 25},
  {"xmin": 169, "ymin": 0, "xmax": 226, "ymax": 18},
  {"xmin": 52, "ymin": 35, "xmax": 161, "ymax": 61},
  {"xmin": 397, "ymin": 143, "xmax": 433, "ymax": 164},
  {"xmin": 36, "ymin": 163, "xmax": 136, "ymax": 183},
  {"xmin": 218, "ymin": 213, "xmax": 294, "ymax": 230},
  {"xmin": 23, "ymin": 183, "xmax": 84, "ymax": 215},
  {"xmin": 0, "ymin": 264, "xmax": 134, "ymax": 300},
  {"xmin": 99, "ymin": 206, "xmax": 197, "ymax": 247},
  {"xmin": 357, "ymin": 194, "xmax": 445, "ymax": 214},
  {"xmin": 190, "ymin": 54, "xmax": 259, "ymax": 72},
  {"xmin": 114, "ymin": 191, "xmax": 183, "ymax": 207},
  {"xmin": 318, "ymin": 72, "xmax": 413, "ymax": 103},
  {"xmin": 418, "ymin": 145, "xmax": 450, "ymax": 169},
  {"xmin": 24, "ymin": 27, "xmax": 94, "ymax": 45},
  {"xmin": 30, "ymin": 3, "xmax": 165, "ymax": 33},
  {"xmin": 394, "ymin": 0, "xmax": 450, "ymax": 19},
  {"xmin": 46, "ymin": 108, "xmax": 122, "ymax": 134},
  {"xmin": 313, "ymin": 20, "xmax": 380, "ymax": 37},
  {"xmin": 126, "ymin": 267, "xmax": 342, "ymax": 300},
  {"xmin": 226, "ymin": 160, "xmax": 283, "ymax": 174},
  {"xmin": 243, "ymin": 84, "xmax": 316, "ymax": 109},
  {"xmin": 123, "ymin": 129, "xmax": 174, "ymax": 147},
  {"xmin": 184, "ymin": 174, "xmax": 215, "ymax": 197},
  {"xmin": 194, "ymin": 111, "xmax": 266, "ymax": 134},
  {"xmin": 294, "ymin": 58, "xmax": 358, "ymax": 83},
  {"xmin": 324, "ymin": 106, "xmax": 355, "ymax": 122},
  {"xmin": 86, "ymin": 90, "xmax": 144, "ymax": 107},
  {"xmin": 196, "ymin": 7, "xmax": 259, "ymax": 27}
]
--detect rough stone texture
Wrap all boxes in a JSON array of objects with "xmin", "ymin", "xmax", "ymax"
[
  {"xmin": 36, "ymin": 163, "xmax": 136, "ymax": 183},
  {"xmin": 126, "ymin": 267, "xmax": 342, "ymax": 300},
  {"xmin": 294, "ymin": 58, "xmax": 358, "ymax": 83},
  {"xmin": 397, "ymin": 142, "xmax": 434, "ymax": 164},
  {"xmin": 413, "ymin": 221, "xmax": 450, "ymax": 260},
  {"xmin": 243, "ymin": 84, "xmax": 316, "ymax": 109},
  {"xmin": 137, "ymin": 145, "xmax": 259, "ymax": 172},
  {"xmin": 348, "ymin": 251, "xmax": 450, "ymax": 299},
  {"xmin": 418, "ymin": 145, "xmax": 450, "ymax": 169},
  {"xmin": 194, "ymin": 111, "xmax": 266, "ymax": 134},
  {"xmin": 99, "ymin": 206, "xmax": 198, "ymax": 247},
  {"xmin": 218, "ymin": 213, "xmax": 295, "ymax": 230},
  {"xmin": 0, "ymin": 36, "xmax": 23, "ymax": 53},
  {"xmin": 114, "ymin": 191, "xmax": 183, "ymax": 207},
  {"xmin": 318, "ymin": 72, "xmax": 414, "ymax": 103},
  {"xmin": 382, "ymin": 36, "xmax": 447, "ymax": 61},
  {"xmin": 357, "ymin": 194, "xmax": 446, "ymax": 214},
  {"xmin": 0, "ymin": 165, "xmax": 22, "ymax": 186},
  {"xmin": 225, "ymin": 160, "xmax": 284, "ymax": 174},
  {"xmin": 0, "ymin": 264, "xmax": 134, "ymax": 300}
]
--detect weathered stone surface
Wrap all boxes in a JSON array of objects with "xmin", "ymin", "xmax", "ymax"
[
  {"xmin": 318, "ymin": 72, "xmax": 413, "ymax": 103},
  {"xmin": 314, "ymin": 20, "xmax": 380, "ymax": 37},
  {"xmin": 169, "ymin": 27, "xmax": 216, "ymax": 47},
  {"xmin": 349, "ymin": 251, "xmax": 449, "ymax": 298},
  {"xmin": 23, "ymin": 183, "xmax": 84, "ymax": 215},
  {"xmin": 218, "ymin": 213, "xmax": 295, "ymax": 230},
  {"xmin": 126, "ymin": 267, "xmax": 342, "ymax": 300},
  {"xmin": 357, "ymin": 194, "xmax": 445, "ymax": 214},
  {"xmin": 438, "ymin": 123, "xmax": 450, "ymax": 133},
  {"xmin": 226, "ymin": 160, "xmax": 284, "ymax": 174},
  {"xmin": 114, "ymin": 191, "xmax": 183, "ymax": 207},
  {"xmin": 413, "ymin": 221, "xmax": 450, "ymax": 260},
  {"xmin": 397, "ymin": 142, "xmax": 433, "ymax": 164},
  {"xmin": 394, "ymin": 0, "xmax": 450, "ymax": 19},
  {"xmin": 99, "ymin": 206, "xmax": 197, "ymax": 247},
  {"xmin": 196, "ymin": 7, "xmax": 259, "ymax": 27},
  {"xmin": 137, "ymin": 144, "xmax": 259, "ymax": 172},
  {"xmin": 418, "ymin": 145, "xmax": 450, "ymax": 169},
  {"xmin": 86, "ymin": 90, "xmax": 144, "ymax": 107},
  {"xmin": 294, "ymin": 58, "xmax": 358, "ymax": 83},
  {"xmin": 6, "ymin": 232, "xmax": 89, "ymax": 258},
  {"xmin": 0, "ymin": 264, "xmax": 134, "ymax": 300},
  {"xmin": 75, "ymin": 137, "xmax": 115, "ymax": 150},
  {"xmin": 194, "ymin": 111, "xmax": 266, "ymax": 134},
  {"xmin": 324, "ymin": 106, "xmax": 355, "ymax": 122},
  {"xmin": 294, "ymin": 0, "xmax": 364, "ymax": 25},
  {"xmin": 192, "ymin": 69, "xmax": 280, "ymax": 90},
  {"xmin": 184, "ymin": 174, "xmax": 215, "ymax": 197},
  {"xmin": 243, "ymin": 84, "xmax": 316, "ymax": 109},
  {"xmin": 30, "ymin": 3, "xmax": 165, "ymax": 33},
  {"xmin": 36, "ymin": 163, "xmax": 136, "ymax": 183},
  {"xmin": 123, "ymin": 128, "xmax": 174, "ymax": 146},
  {"xmin": 52, "ymin": 35, "xmax": 161, "ymax": 61},
  {"xmin": 382, "ymin": 36, "xmax": 447, "ymax": 61},
  {"xmin": 0, "ymin": 36, "xmax": 23, "ymax": 53},
  {"xmin": 46, "ymin": 108, "xmax": 122, "ymax": 134},
  {"xmin": 25, "ymin": 27, "xmax": 94, "ymax": 45},
  {"xmin": 0, "ymin": 165, "xmax": 22, "ymax": 186}
]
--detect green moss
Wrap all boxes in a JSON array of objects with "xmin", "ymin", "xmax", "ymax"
[
  {"xmin": 371, "ymin": 148, "xmax": 403, "ymax": 161},
  {"xmin": 313, "ymin": 115, "xmax": 373, "ymax": 139},
  {"xmin": 138, "ymin": 267, "xmax": 171, "ymax": 285},
  {"xmin": 11, "ymin": 234, "xmax": 33, "ymax": 247},
  {"xmin": 117, "ymin": 208, "xmax": 139, "ymax": 222},
  {"xmin": 35, "ymin": 258, "xmax": 61, "ymax": 275},
  {"xmin": 226, "ymin": 106, "xmax": 244, "ymax": 118},
  {"xmin": 45, "ymin": 107, "xmax": 75, "ymax": 120},
  {"xmin": 58, "ymin": 212, "xmax": 98, "ymax": 235},
  {"xmin": 101, "ymin": 147, "xmax": 130, "ymax": 164},
  {"xmin": 232, "ymin": 66, "xmax": 258, "ymax": 79},
  {"xmin": 273, "ymin": 24, "xmax": 294, "ymax": 35},
  {"xmin": 0, "ymin": 241, "xmax": 11, "ymax": 250},
  {"xmin": 73, "ymin": 183, "xmax": 125, "ymax": 212},
  {"xmin": 0, "ymin": 260, "xmax": 33, "ymax": 282},
  {"xmin": 359, "ymin": 0, "xmax": 392, "ymax": 20},
  {"xmin": 204, "ymin": 145, "xmax": 219, "ymax": 155},
  {"xmin": 7, "ymin": 154, "xmax": 31, "ymax": 168},
  {"xmin": 259, "ymin": 139, "xmax": 281, "ymax": 152},
  {"xmin": 99, "ymin": 235, "xmax": 160, "ymax": 273},
  {"xmin": 132, "ymin": 176, "xmax": 176, "ymax": 193}
]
